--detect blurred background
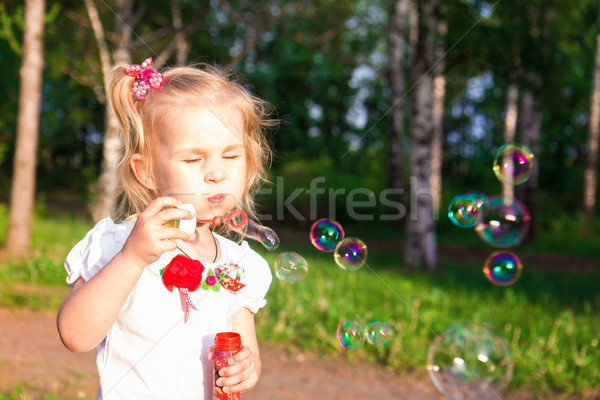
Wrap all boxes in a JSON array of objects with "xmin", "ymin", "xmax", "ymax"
[{"xmin": 1, "ymin": 1, "xmax": 599, "ymax": 399}]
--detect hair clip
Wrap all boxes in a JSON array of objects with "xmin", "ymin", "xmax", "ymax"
[{"xmin": 124, "ymin": 57, "xmax": 165, "ymax": 100}]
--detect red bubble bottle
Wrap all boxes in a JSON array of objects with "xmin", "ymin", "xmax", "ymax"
[{"xmin": 213, "ymin": 332, "xmax": 241, "ymax": 400}]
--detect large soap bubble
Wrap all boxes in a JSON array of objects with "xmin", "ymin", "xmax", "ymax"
[
  {"xmin": 493, "ymin": 144, "xmax": 535, "ymax": 186},
  {"xmin": 427, "ymin": 323, "xmax": 514, "ymax": 400},
  {"xmin": 474, "ymin": 197, "xmax": 530, "ymax": 248}
]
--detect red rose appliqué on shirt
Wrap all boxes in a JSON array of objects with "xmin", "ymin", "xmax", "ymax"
[
  {"xmin": 162, "ymin": 254, "xmax": 204, "ymax": 292},
  {"xmin": 161, "ymin": 254, "xmax": 205, "ymax": 322}
]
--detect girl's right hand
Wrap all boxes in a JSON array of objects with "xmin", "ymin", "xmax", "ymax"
[{"xmin": 121, "ymin": 197, "xmax": 192, "ymax": 268}]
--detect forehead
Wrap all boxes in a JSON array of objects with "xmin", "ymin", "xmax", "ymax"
[{"xmin": 161, "ymin": 102, "xmax": 246, "ymax": 146}]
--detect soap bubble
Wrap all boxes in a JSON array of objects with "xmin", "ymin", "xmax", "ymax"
[
  {"xmin": 245, "ymin": 219, "xmax": 280, "ymax": 250},
  {"xmin": 336, "ymin": 319, "xmax": 365, "ymax": 349},
  {"xmin": 427, "ymin": 323, "xmax": 514, "ymax": 400},
  {"xmin": 310, "ymin": 219, "xmax": 345, "ymax": 252},
  {"xmin": 483, "ymin": 251, "xmax": 522, "ymax": 286},
  {"xmin": 226, "ymin": 210, "xmax": 280, "ymax": 250},
  {"xmin": 334, "ymin": 238, "xmax": 367, "ymax": 271},
  {"xmin": 273, "ymin": 252, "xmax": 308, "ymax": 283},
  {"xmin": 493, "ymin": 144, "xmax": 535, "ymax": 186},
  {"xmin": 474, "ymin": 197, "xmax": 530, "ymax": 248},
  {"xmin": 448, "ymin": 192, "xmax": 489, "ymax": 228},
  {"xmin": 365, "ymin": 320, "xmax": 394, "ymax": 346}
]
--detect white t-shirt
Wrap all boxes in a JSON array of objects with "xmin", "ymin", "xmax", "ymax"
[{"xmin": 64, "ymin": 217, "xmax": 272, "ymax": 400}]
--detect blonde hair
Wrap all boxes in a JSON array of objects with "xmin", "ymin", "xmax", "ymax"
[{"xmin": 108, "ymin": 63, "xmax": 275, "ymax": 224}]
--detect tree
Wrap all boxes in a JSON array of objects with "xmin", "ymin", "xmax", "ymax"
[
  {"xmin": 517, "ymin": 88, "xmax": 541, "ymax": 239},
  {"xmin": 430, "ymin": 3, "xmax": 446, "ymax": 217},
  {"xmin": 502, "ymin": 83, "xmax": 519, "ymax": 203},
  {"xmin": 583, "ymin": 0, "xmax": 600, "ymax": 236},
  {"xmin": 386, "ymin": 0, "xmax": 411, "ymax": 211},
  {"xmin": 404, "ymin": 0, "xmax": 439, "ymax": 271},
  {"xmin": 6, "ymin": 0, "xmax": 45, "ymax": 256}
]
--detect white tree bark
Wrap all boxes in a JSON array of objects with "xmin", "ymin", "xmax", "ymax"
[
  {"xmin": 502, "ymin": 83, "xmax": 519, "ymax": 204},
  {"xmin": 404, "ymin": 0, "xmax": 438, "ymax": 271},
  {"xmin": 90, "ymin": 0, "xmax": 133, "ymax": 222},
  {"xmin": 6, "ymin": 0, "xmax": 45, "ymax": 256},
  {"xmin": 386, "ymin": 0, "xmax": 411, "ymax": 208},
  {"xmin": 517, "ymin": 88, "xmax": 541, "ymax": 241},
  {"xmin": 430, "ymin": 7, "xmax": 446, "ymax": 217},
  {"xmin": 583, "ymin": 10, "xmax": 600, "ymax": 235}
]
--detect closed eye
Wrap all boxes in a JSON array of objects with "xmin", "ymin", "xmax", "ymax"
[
  {"xmin": 184, "ymin": 158, "xmax": 203, "ymax": 164},
  {"xmin": 223, "ymin": 154, "xmax": 241, "ymax": 160}
]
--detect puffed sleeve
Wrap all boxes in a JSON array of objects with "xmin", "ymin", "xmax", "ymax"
[
  {"xmin": 64, "ymin": 217, "xmax": 133, "ymax": 286},
  {"xmin": 234, "ymin": 241, "xmax": 273, "ymax": 314}
]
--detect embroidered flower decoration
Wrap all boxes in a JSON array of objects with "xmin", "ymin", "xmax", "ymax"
[
  {"xmin": 161, "ymin": 254, "xmax": 204, "ymax": 322},
  {"xmin": 215, "ymin": 262, "xmax": 246, "ymax": 293},
  {"xmin": 201, "ymin": 268, "xmax": 221, "ymax": 292}
]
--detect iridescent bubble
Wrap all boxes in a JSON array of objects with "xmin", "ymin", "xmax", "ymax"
[
  {"xmin": 483, "ymin": 251, "xmax": 522, "ymax": 286},
  {"xmin": 474, "ymin": 197, "xmax": 530, "ymax": 248},
  {"xmin": 493, "ymin": 144, "xmax": 535, "ymax": 185},
  {"xmin": 427, "ymin": 323, "xmax": 514, "ymax": 400},
  {"xmin": 448, "ymin": 192, "xmax": 489, "ymax": 228},
  {"xmin": 310, "ymin": 219, "xmax": 345, "ymax": 252},
  {"xmin": 227, "ymin": 210, "xmax": 280, "ymax": 250},
  {"xmin": 273, "ymin": 252, "xmax": 308, "ymax": 283},
  {"xmin": 334, "ymin": 238, "xmax": 367, "ymax": 271},
  {"xmin": 336, "ymin": 319, "xmax": 365, "ymax": 349},
  {"xmin": 365, "ymin": 320, "xmax": 394, "ymax": 346}
]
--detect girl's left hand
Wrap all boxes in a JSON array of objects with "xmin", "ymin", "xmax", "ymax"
[{"xmin": 208, "ymin": 345, "xmax": 259, "ymax": 394}]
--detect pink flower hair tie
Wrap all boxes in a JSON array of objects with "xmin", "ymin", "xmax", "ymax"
[{"xmin": 124, "ymin": 57, "xmax": 165, "ymax": 100}]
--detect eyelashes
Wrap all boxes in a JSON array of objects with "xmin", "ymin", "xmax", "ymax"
[{"xmin": 184, "ymin": 154, "xmax": 242, "ymax": 163}]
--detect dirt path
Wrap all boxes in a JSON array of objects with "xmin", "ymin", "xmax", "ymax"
[{"xmin": 2, "ymin": 308, "xmax": 597, "ymax": 400}]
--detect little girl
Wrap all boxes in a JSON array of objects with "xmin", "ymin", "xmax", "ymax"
[{"xmin": 57, "ymin": 58, "xmax": 275, "ymax": 399}]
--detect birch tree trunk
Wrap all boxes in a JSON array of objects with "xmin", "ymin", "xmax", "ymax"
[
  {"xmin": 386, "ymin": 0, "xmax": 411, "ymax": 210},
  {"xmin": 91, "ymin": 0, "xmax": 133, "ymax": 222},
  {"xmin": 6, "ymin": 0, "xmax": 45, "ymax": 257},
  {"xmin": 502, "ymin": 83, "xmax": 519, "ymax": 204},
  {"xmin": 404, "ymin": 0, "xmax": 437, "ymax": 271},
  {"xmin": 430, "ymin": 5, "xmax": 446, "ymax": 217},
  {"xmin": 583, "ymin": 4, "xmax": 600, "ymax": 236},
  {"xmin": 516, "ymin": 88, "xmax": 541, "ymax": 241}
]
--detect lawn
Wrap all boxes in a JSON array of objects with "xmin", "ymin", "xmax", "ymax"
[{"xmin": 0, "ymin": 205, "xmax": 599, "ymax": 397}]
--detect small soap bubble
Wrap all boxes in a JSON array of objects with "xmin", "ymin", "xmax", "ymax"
[
  {"xmin": 474, "ymin": 197, "xmax": 530, "ymax": 248},
  {"xmin": 273, "ymin": 252, "xmax": 308, "ymax": 283},
  {"xmin": 427, "ymin": 323, "xmax": 514, "ymax": 400},
  {"xmin": 448, "ymin": 192, "xmax": 489, "ymax": 228},
  {"xmin": 493, "ymin": 144, "xmax": 535, "ymax": 185},
  {"xmin": 365, "ymin": 320, "xmax": 394, "ymax": 346},
  {"xmin": 310, "ymin": 219, "xmax": 345, "ymax": 252},
  {"xmin": 336, "ymin": 319, "xmax": 365, "ymax": 349},
  {"xmin": 483, "ymin": 251, "xmax": 522, "ymax": 286},
  {"xmin": 334, "ymin": 238, "xmax": 367, "ymax": 271}
]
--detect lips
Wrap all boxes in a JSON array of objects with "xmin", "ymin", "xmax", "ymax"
[{"xmin": 208, "ymin": 194, "xmax": 225, "ymax": 204}]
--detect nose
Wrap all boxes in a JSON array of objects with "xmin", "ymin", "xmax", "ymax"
[{"xmin": 204, "ymin": 157, "xmax": 226, "ymax": 183}]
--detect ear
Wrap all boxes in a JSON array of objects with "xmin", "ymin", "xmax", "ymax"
[{"xmin": 130, "ymin": 154, "xmax": 155, "ymax": 190}]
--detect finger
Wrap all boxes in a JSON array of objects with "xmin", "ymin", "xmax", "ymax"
[
  {"xmin": 159, "ymin": 207, "xmax": 193, "ymax": 225},
  {"xmin": 229, "ymin": 346, "xmax": 250, "ymax": 364},
  {"xmin": 161, "ymin": 227, "xmax": 190, "ymax": 242},
  {"xmin": 146, "ymin": 196, "xmax": 181, "ymax": 214},
  {"xmin": 224, "ymin": 370, "xmax": 257, "ymax": 394}
]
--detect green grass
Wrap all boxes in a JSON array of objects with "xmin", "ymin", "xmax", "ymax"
[
  {"xmin": 0, "ymin": 207, "xmax": 599, "ymax": 397},
  {"xmin": 255, "ymin": 239, "xmax": 600, "ymax": 396}
]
